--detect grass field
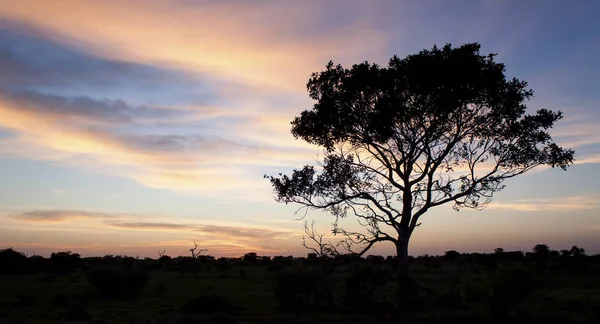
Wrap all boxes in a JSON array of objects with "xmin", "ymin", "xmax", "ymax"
[{"xmin": 0, "ymin": 252, "xmax": 599, "ymax": 324}]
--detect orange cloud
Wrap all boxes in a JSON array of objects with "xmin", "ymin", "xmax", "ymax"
[
  {"xmin": 0, "ymin": 91, "xmax": 318, "ymax": 196},
  {"xmin": 0, "ymin": 0, "xmax": 387, "ymax": 93}
]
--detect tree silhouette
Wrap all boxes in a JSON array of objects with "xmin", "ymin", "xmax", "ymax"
[
  {"xmin": 533, "ymin": 244, "xmax": 550, "ymax": 257},
  {"xmin": 266, "ymin": 43, "xmax": 573, "ymax": 323}
]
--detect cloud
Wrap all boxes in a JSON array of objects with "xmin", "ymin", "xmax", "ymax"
[
  {"xmin": 195, "ymin": 224, "xmax": 290, "ymax": 240},
  {"xmin": 0, "ymin": 1, "xmax": 388, "ymax": 93},
  {"xmin": 0, "ymin": 88, "xmax": 318, "ymax": 195},
  {"xmin": 1, "ymin": 90, "xmax": 191, "ymax": 125},
  {"xmin": 104, "ymin": 221, "xmax": 293, "ymax": 240},
  {"xmin": 105, "ymin": 221, "xmax": 192, "ymax": 231},
  {"xmin": 488, "ymin": 195, "xmax": 600, "ymax": 212},
  {"xmin": 8, "ymin": 210, "xmax": 121, "ymax": 222}
]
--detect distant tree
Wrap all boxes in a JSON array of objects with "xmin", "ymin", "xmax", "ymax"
[
  {"xmin": 0, "ymin": 248, "xmax": 28, "ymax": 274},
  {"xmin": 242, "ymin": 252, "xmax": 258, "ymax": 264},
  {"xmin": 560, "ymin": 249, "xmax": 572, "ymax": 257},
  {"xmin": 494, "ymin": 248, "xmax": 505, "ymax": 254},
  {"xmin": 570, "ymin": 245, "xmax": 586, "ymax": 257},
  {"xmin": 266, "ymin": 43, "xmax": 574, "ymax": 322},
  {"xmin": 533, "ymin": 244, "xmax": 550, "ymax": 257},
  {"xmin": 189, "ymin": 241, "xmax": 208, "ymax": 258},
  {"xmin": 50, "ymin": 251, "xmax": 80, "ymax": 274},
  {"xmin": 444, "ymin": 250, "xmax": 461, "ymax": 261},
  {"xmin": 366, "ymin": 254, "xmax": 385, "ymax": 265}
]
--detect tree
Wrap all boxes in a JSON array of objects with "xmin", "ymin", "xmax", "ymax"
[
  {"xmin": 444, "ymin": 250, "xmax": 461, "ymax": 261},
  {"xmin": 265, "ymin": 43, "xmax": 573, "ymax": 323},
  {"xmin": 570, "ymin": 245, "xmax": 586, "ymax": 257},
  {"xmin": 533, "ymin": 244, "xmax": 550, "ymax": 257}
]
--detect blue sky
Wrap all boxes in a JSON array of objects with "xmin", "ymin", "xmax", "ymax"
[{"xmin": 0, "ymin": 0, "xmax": 598, "ymax": 257}]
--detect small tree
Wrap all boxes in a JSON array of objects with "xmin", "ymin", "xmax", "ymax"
[
  {"xmin": 532, "ymin": 244, "xmax": 550, "ymax": 257},
  {"xmin": 444, "ymin": 250, "xmax": 461, "ymax": 261},
  {"xmin": 266, "ymin": 43, "xmax": 573, "ymax": 323}
]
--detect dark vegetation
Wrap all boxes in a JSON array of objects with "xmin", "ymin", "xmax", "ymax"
[{"xmin": 1, "ymin": 245, "xmax": 599, "ymax": 323}]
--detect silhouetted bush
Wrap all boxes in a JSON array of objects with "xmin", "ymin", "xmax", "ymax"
[
  {"xmin": 488, "ymin": 267, "xmax": 536, "ymax": 321},
  {"xmin": 51, "ymin": 292, "xmax": 69, "ymax": 306},
  {"xmin": 181, "ymin": 294, "xmax": 242, "ymax": 315},
  {"xmin": 459, "ymin": 279, "xmax": 487, "ymax": 303},
  {"xmin": 16, "ymin": 293, "xmax": 36, "ymax": 307},
  {"xmin": 343, "ymin": 265, "xmax": 390, "ymax": 310},
  {"xmin": 0, "ymin": 248, "xmax": 29, "ymax": 274},
  {"xmin": 50, "ymin": 251, "xmax": 80, "ymax": 274},
  {"xmin": 64, "ymin": 304, "xmax": 92, "ymax": 321},
  {"xmin": 175, "ymin": 314, "xmax": 235, "ymax": 324},
  {"xmin": 274, "ymin": 270, "xmax": 334, "ymax": 311},
  {"xmin": 86, "ymin": 269, "xmax": 149, "ymax": 300},
  {"xmin": 156, "ymin": 282, "xmax": 167, "ymax": 296}
]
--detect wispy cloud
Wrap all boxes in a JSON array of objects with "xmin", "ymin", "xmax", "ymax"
[
  {"xmin": 8, "ymin": 210, "xmax": 123, "ymax": 222},
  {"xmin": 0, "ymin": 1, "xmax": 388, "ymax": 92},
  {"xmin": 0, "ymin": 89, "xmax": 317, "ymax": 195},
  {"xmin": 488, "ymin": 195, "xmax": 600, "ymax": 212},
  {"xmin": 104, "ymin": 221, "xmax": 292, "ymax": 240},
  {"xmin": 195, "ymin": 224, "xmax": 290, "ymax": 240},
  {"xmin": 105, "ymin": 221, "xmax": 192, "ymax": 231}
]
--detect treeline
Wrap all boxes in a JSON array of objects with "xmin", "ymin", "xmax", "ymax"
[{"xmin": 0, "ymin": 244, "xmax": 595, "ymax": 276}]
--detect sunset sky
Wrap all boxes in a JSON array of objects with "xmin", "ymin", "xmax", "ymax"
[{"xmin": 0, "ymin": 0, "xmax": 599, "ymax": 258}]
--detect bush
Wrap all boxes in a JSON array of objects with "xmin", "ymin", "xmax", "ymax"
[
  {"xmin": 181, "ymin": 294, "xmax": 242, "ymax": 315},
  {"xmin": 0, "ymin": 248, "xmax": 29, "ymax": 274},
  {"xmin": 343, "ymin": 265, "xmax": 390, "ymax": 309},
  {"xmin": 64, "ymin": 304, "xmax": 92, "ymax": 321},
  {"xmin": 51, "ymin": 292, "xmax": 69, "ymax": 306},
  {"xmin": 273, "ymin": 270, "xmax": 334, "ymax": 311},
  {"xmin": 156, "ymin": 283, "xmax": 167, "ymax": 296},
  {"xmin": 16, "ymin": 293, "xmax": 36, "ymax": 307},
  {"xmin": 488, "ymin": 267, "xmax": 536, "ymax": 320},
  {"xmin": 175, "ymin": 314, "xmax": 235, "ymax": 324},
  {"xmin": 86, "ymin": 269, "xmax": 149, "ymax": 300}
]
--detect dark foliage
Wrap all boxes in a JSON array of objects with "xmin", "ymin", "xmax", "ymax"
[
  {"xmin": 86, "ymin": 268, "xmax": 149, "ymax": 300},
  {"xmin": 488, "ymin": 267, "xmax": 536, "ymax": 320},
  {"xmin": 180, "ymin": 294, "xmax": 243, "ymax": 315},
  {"xmin": 273, "ymin": 270, "xmax": 334, "ymax": 311},
  {"xmin": 50, "ymin": 251, "xmax": 80, "ymax": 274},
  {"xmin": 0, "ymin": 248, "xmax": 29, "ymax": 274},
  {"xmin": 343, "ymin": 265, "xmax": 391, "ymax": 310}
]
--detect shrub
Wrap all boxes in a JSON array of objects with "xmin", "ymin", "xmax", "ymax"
[
  {"xmin": 175, "ymin": 314, "xmax": 235, "ymax": 324},
  {"xmin": 86, "ymin": 269, "xmax": 149, "ymax": 300},
  {"xmin": 64, "ymin": 304, "xmax": 92, "ymax": 321},
  {"xmin": 0, "ymin": 248, "xmax": 29, "ymax": 274},
  {"xmin": 156, "ymin": 283, "xmax": 167, "ymax": 296},
  {"xmin": 16, "ymin": 293, "xmax": 36, "ymax": 307},
  {"xmin": 343, "ymin": 265, "xmax": 390, "ymax": 309},
  {"xmin": 273, "ymin": 270, "xmax": 334, "ymax": 311},
  {"xmin": 181, "ymin": 294, "xmax": 242, "ymax": 315},
  {"xmin": 51, "ymin": 292, "xmax": 69, "ymax": 306},
  {"xmin": 488, "ymin": 267, "xmax": 536, "ymax": 320}
]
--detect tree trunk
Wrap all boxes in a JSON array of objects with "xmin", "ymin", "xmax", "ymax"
[{"xmin": 387, "ymin": 236, "xmax": 412, "ymax": 324}]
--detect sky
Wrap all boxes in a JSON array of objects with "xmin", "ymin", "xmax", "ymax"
[{"xmin": 0, "ymin": 0, "xmax": 599, "ymax": 258}]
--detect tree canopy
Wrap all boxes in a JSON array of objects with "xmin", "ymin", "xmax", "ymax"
[{"xmin": 266, "ymin": 43, "xmax": 574, "ymax": 258}]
